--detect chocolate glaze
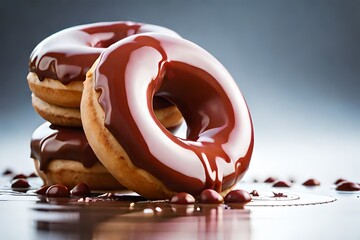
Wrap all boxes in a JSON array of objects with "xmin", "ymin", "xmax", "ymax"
[
  {"xmin": 94, "ymin": 33, "xmax": 254, "ymax": 195},
  {"xmin": 30, "ymin": 122, "xmax": 98, "ymax": 171},
  {"xmin": 29, "ymin": 21, "xmax": 179, "ymax": 111},
  {"xmin": 29, "ymin": 21, "xmax": 179, "ymax": 84}
]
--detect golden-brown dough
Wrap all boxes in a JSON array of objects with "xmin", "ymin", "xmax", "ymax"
[
  {"xmin": 33, "ymin": 158, "xmax": 124, "ymax": 191},
  {"xmin": 28, "ymin": 71, "xmax": 182, "ymax": 128},
  {"xmin": 27, "ymin": 72, "xmax": 83, "ymax": 108},
  {"xmin": 32, "ymin": 94, "xmax": 82, "ymax": 127}
]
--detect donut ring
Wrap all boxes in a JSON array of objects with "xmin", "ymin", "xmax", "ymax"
[
  {"xmin": 31, "ymin": 122, "xmax": 124, "ymax": 190},
  {"xmin": 27, "ymin": 21, "xmax": 183, "ymax": 127},
  {"xmin": 81, "ymin": 33, "xmax": 254, "ymax": 199}
]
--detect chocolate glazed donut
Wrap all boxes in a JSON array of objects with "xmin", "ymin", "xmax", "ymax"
[
  {"xmin": 81, "ymin": 33, "xmax": 254, "ymax": 199},
  {"xmin": 31, "ymin": 122, "xmax": 124, "ymax": 190},
  {"xmin": 29, "ymin": 22, "xmax": 180, "ymax": 84},
  {"xmin": 27, "ymin": 21, "xmax": 182, "ymax": 127}
]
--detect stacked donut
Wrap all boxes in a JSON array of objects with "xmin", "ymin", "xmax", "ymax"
[
  {"xmin": 28, "ymin": 21, "xmax": 254, "ymax": 199},
  {"xmin": 27, "ymin": 22, "xmax": 183, "ymax": 190}
]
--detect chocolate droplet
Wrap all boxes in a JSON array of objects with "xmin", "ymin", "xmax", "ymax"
[
  {"xmin": 97, "ymin": 193, "xmax": 117, "ymax": 199},
  {"xmin": 302, "ymin": 178, "xmax": 321, "ymax": 186},
  {"xmin": 35, "ymin": 185, "xmax": 50, "ymax": 195},
  {"xmin": 199, "ymin": 189, "xmax": 223, "ymax": 204},
  {"xmin": 273, "ymin": 192, "xmax": 287, "ymax": 198},
  {"xmin": 70, "ymin": 183, "xmax": 91, "ymax": 197},
  {"xmin": 12, "ymin": 174, "xmax": 28, "ymax": 180},
  {"xmin": 224, "ymin": 190, "xmax": 252, "ymax": 204},
  {"xmin": 334, "ymin": 178, "xmax": 347, "ymax": 185},
  {"xmin": 28, "ymin": 173, "xmax": 38, "ymax": 178},
  {"xmin": 2, "ymin": 169, "xmax": 13, "ymax": 175},
  {"xmin": 272, "ymin": 180, "xmax": 291, "ymax": 188},
  {"xmin": 11, "ymin": 179, "xmax": 30, "ymax": 188},
  {"xmin": 250, "ymin": 190, "xmax": 260, "ymax": 197},
  {"xmin": 46, "ymin": 184, "xmax": 70, "ymax": 197},
  {"xmin": 170, "ymin": 192, "xmax": 195, "ymax": 204},
  {"xmin": 336, "ymin": 181, "xmax": 360, "ymax": 191},
  {"xmin": 264, "ymin": 177, "xmax": 277, "ymax": 183}
]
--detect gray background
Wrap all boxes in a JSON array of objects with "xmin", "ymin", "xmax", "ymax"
[{"xmin": 0, "ymin": 0, "xmax": 359, "ymax": 182}]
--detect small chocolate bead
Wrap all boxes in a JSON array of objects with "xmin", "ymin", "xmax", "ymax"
[
  {"xmin": 28, "ymin": 173, "xmax": 38, "ymax": 178},
  {"xmin": 273, "ymin": 192, "xmax": 287, "ymax": 198},
  {"xmin": 336, "ymin": 181, "xmax": 360, "ymax": 191},
  {"xmin": 264, "ymin": 177, "xmax": 277, "ymax": 183},
  {"xmin": 98, "ymin": 193, "xmax": 116, "ymax": 199},
  {"xmin": 272, "ymin": 180, "xmax": 291, "ymax": 188},
  {"xmin": 12, "ymin": 174, "xmax": 27, "ymax": 180},
  {"xmin": 70, "ymin": 183, "xmax": 91, "ymax": 197},
  {"xmin": 35, "ymin": 185, "xmax": 51, "ymax": 195},
  {"xmin": 3, "ymin": 169, "xmax": 13, "ymax": 175},
  {"xmin": 224, "ymin": 190, "xmax": 252, "ymax": 204},
  {"xmin": 250, "ymin": 190, "xmax": 260, "ymax": 197},
  {"xmin": 199, "ymin": 189, "xmax": 223, "ymax": 204},
  {"xmin": 11, "ymin": 179, "xmax": 30, "ymax": 188},
  {"xmin": 302, "ymin": 178, "xmax": 320, "ymax": 186},
  {"xmin": 170, "ymin": 192, "xmax": 195, "ymax": 204},
  {"xmin": 334, "ymin": 178, "xmax": 347, "ymax": 185},
  {"xmin": 46, "ymin": 184, "xmax": 70, "ymax": 198}
]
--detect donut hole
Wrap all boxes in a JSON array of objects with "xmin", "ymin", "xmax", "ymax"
[
  {"xmin": 155, "ymin": 61, "xmax": 233, "ymax": 144},
  {"xmin": 152, "ymin": 96, "xmax": 184, "ymax": 133}
]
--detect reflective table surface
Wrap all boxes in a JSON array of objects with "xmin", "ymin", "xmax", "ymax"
[{"xmin": 0, "ymin": 174, "xmax": 359, "ymax": 240}]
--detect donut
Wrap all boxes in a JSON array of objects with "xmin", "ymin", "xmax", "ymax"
[
  {"xmin": 31, "ymin": 122, "xmax": 124, "ymax": 190},
  {"xmin": 27, "ymin": 21, "xmax": 183, "ymax": 127},
  {"xmin": 81, "ymin": 33, "xmax": 254, "ymax": 199}
]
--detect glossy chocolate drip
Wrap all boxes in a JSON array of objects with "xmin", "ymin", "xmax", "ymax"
[
  {"xmin": 31, "ymin": 122, "xmax": 98, "ymax": 171},
  {"xmin": 29, "ymin": 21, "xmax": 179, "ymax": 84},
  {"xmin": 94, "ymin": 34, "xmax": 254, "ymax": 195},
  {"xmin": 29, "ymin": 22, "xmax": 178, "ymax": 110}
]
